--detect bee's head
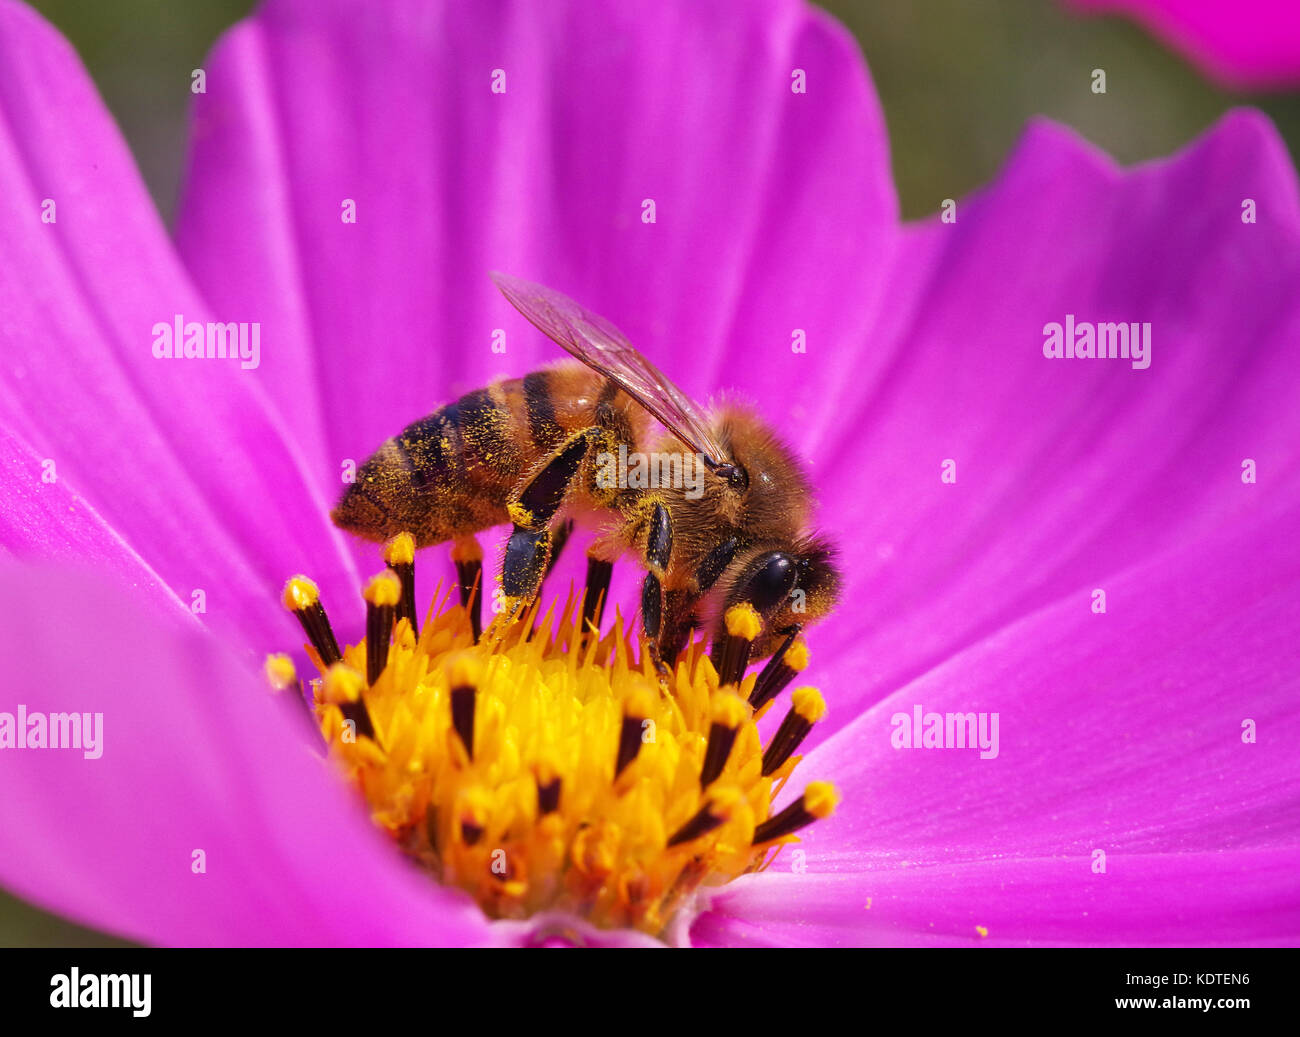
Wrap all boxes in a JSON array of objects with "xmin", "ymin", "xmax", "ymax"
[
  {"xmin": 711, "ymin": 404, "xmax": 813, "ymax": 515},
  {"xmin": 710, "ymin": 535, "xmax": 840, "ymax": 660}
]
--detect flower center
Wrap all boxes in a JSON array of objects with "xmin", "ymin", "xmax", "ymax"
[{"xmin": 269, "ymin": 533, "xmax": 838, "ymax": 939}]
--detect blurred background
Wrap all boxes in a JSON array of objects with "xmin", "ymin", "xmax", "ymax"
[{"xmin": 5, "ymin": 0, "xmax": 1297, "ymax": 944}]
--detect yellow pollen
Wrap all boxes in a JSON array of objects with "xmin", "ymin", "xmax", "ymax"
[
  {"xmin": 724, "ymin": 602, "xmax": 762, "ymax": 641},
  {"xmin": 803, "ymin": 781, "xmax": 840, "ymax": 820},
  {"xmin": 449, "ymin": 536, "xmax": 483, "ymax": 564},
  {"xmin": 281, "ymin": 582, "xmax": 839, "ymax": 938},
  {"xmin": 282, "ymin": 575, "xmax": 320, "ymax": 611},
  {"xmin": 710, "ymin": 688, "xmax": 749, "ymax": 728},
  {"xmin": 791, "ymin": 686, "xmax": 827, "ymax": 723},
  {"xmin": 383, "ymin": 532, "xmax": 416, "ymax": 566},
  {"xmin": 264, "ymin": 653, "xmax": 297, "ymax": 691},
  {"xmin": 785, "ymin": 639, "xmax": 810, "ymax": 672},
  {"xmin": 363, "ymin": 569, "xmax": 403, "ymax": 607},
  {"xmin": 321, "ymin": 663, "xmax": 365, "ymax": 704},
  {"xmin": 446, "ymin": 651, "xmax": 483, "ymax": 689}
]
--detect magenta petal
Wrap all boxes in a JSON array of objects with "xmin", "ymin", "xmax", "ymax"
[
  {"xmin": 696, "ymin": 504, "xmax": 1300, "ymax": 946},
  {"xmin": 1068, "ymin": 0, "xmax": 1300, "ymax": 90},
  {"xmin": 174, "ymin": 0, "xmax": 897, "ymax": 491},
  {"xmin": 809, "ymin": 110, "xmax": 1300, "ymax": 744},
  {"xmin": 0, "ymin": 425, "xmax": 196, "ymax": 628},
  {"xmin": 0, "ymin": 564, "xmax": 490, "ymax": 946},
  {"xmin": 692, "ymin": 848, "xmax": 1300, "ymax": 947},
  {"xmin": 0, "ymin": 0, "xmax": 360, "ymax": 649}
]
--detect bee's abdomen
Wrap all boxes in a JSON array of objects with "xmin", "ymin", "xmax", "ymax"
[{"xmin": 332, "ymin": 366, "xmax": 644, "ymax": 547}]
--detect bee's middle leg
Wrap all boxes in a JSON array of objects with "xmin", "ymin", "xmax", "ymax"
[{"xmin": 636, "ymin": 498, "xmax": 674, "ymax": 681}]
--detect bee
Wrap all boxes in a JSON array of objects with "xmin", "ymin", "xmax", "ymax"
[{"xmin": 332, "ymin": 273, "xmax": 839, "ymax": 671}]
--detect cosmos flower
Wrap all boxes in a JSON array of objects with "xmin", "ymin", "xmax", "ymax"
[
  {"xmin": 1, "ymin": 0, "xmax": 1298, "ymax": 947},
  {"xmin": 1068, "ymin": 0, "xmax": 1300, "ymax": 90}
]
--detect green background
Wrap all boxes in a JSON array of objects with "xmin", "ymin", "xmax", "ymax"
[{"xmin": 5, "ymin": 0, "xmax": 1296, "ymax": 944}]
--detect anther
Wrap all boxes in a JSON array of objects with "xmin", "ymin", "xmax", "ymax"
[
  {"xmin": 363, "ymin": 569, "xmax": 402, "ymax": 685},
  {"xmin": 751, "ymin": 781, "xmax": 839, "ymax": 845},
  {"xmin": 700, "ymin": 690, "xmax": 748, "ymax": 787},
  {"xmin": 761, "ymin": 686, "xmax": 826, "ymax": 776},
  {"xmin": 264, "ymin": 653, "xmax": 299, "ymax": 693},
  {"xmin": 714, "ymin": 603, "xmax": 762, "ymax": 687},
  {"xmin": 535, "ymin": 755, "xmax": 562, "ymax": 815},
  {"xmin": 458, "ymin": 788, "xmax": 491, "ymax": 846},
  {"xmin": 383, "ymin": 532, "xmax": 419, "ymax": 637},
  {"xmin": 615, "ymin": 686, "xmax": 655, "ymax": 778},
  {"xmin": 749, "ymin": 632, "xmax": 809, "ymax": 710},
  {"xmin": 282, "ymin": 575, "xmax": 342, "ymax": 666},
  {"xmin": 451, "ymin": 537, "xmax": 484, "ymax": 641},
  {"xmin": 321, "ymin": 663, "xmax": 375, "ymax": 741},
  {"xmin": 447, "ymin": 654, "xmax": 481, "ymax": 761},
  {"xmin": 667, "ymin": 787, "xmax": 742, "ymax": 847}
]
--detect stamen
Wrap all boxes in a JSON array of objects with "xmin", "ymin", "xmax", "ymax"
[
  {"xmin": 700, "ymin": 689, "xmax": 748, "ymax": 787},
  {"xmin": 714, "ymin": 603, "xmax": 762, "ymax": 687},
  {"xmin": 761, "ymin": 686, "xmax": 826, "ymax": 776},
  {"xmin": 458, "ymin": 787, "xmax": 491, "ymax": 846},
  {"xmin": 615, "ymin": 686, "xmax": 655, "ymax": 778},
  {"xmin": 451, "ymin": 537, "xmax": 484, "ymax": 641},
  {"xmin": 667, "ymin": 787, "xmax": 742, "ymax": 847},
  {"xmin": 535, "ymin": 754, "xmax": 562, "ymax": 815},
  {"xmin": 752, "ymin": 781, "xmax": 839, "ymax": 844},
  {"xmin": 321, "ymin": 662, "xmax": 376, "ymax": 741},
  {"xmin": 749, "ymin": 634, "xmax": 809, "ymax": 710},
  {"xmin": 363, "ymin": 570, "xmax": 402, "ymax": 685},
  {"xmin": 448, "ymin": 654, "xmax": 480, "ymax": 762},
  {"xmin": 263, "ymin": 652, "xmax": 299, "ymax": 693},
  {"xmin": 383, "ymin": 532, "xmax": 419, "ymax": 637},
  {"xmin": 274, "ymin": 567, "xmax": 841, "ymax": 937},
  {"xmin": 282, "ymin": 575, "xmax": 342, "ymax": 666}
]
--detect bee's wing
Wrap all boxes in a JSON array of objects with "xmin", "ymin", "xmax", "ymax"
[{"xmin": 491, "ymin": 272, "xmax": 732, "ymax": 467}]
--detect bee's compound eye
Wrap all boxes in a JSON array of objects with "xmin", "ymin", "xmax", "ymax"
[{"xmin": 744, "ymin": 552, "xmax": 797, "ymax": 613}]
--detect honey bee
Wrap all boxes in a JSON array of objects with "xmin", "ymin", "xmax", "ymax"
[{"xmin": 332, "ymin": 273, "xmax": 839, "ymax": 671}]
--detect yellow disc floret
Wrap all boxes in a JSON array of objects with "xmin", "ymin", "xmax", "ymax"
[{"xmin": 279, "ymin": 568, "xmax": 838, "ymax": 939}]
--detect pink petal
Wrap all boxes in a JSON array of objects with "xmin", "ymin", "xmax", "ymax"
[
  {"xmin": 692, "ymin": 849, "xmax": 1300, "ymax": 946},
  {"xmin": 0, "ymin": 424, "xmax": 196, "ymax": 628},
  {"xmin": 172, "ymin": 0, "xmax": 897, "ymax": 578},
  {"xmin": 0, "ymin": 0, "xmax": 360, "ymax": 651},
  {"xmin": 1069, "ymin": 0, "xmax": 1300, "ymax": 90},
  {"xmin": 808, "ymin": 110, "xmax": 1300, "ymax": 745},
  {"xmin": 697, "ymin": 503, "xmax": 1300, "ymax": 945},
  {"xmin": 0, "ymin": 564, "xmax": 490, "ymax": 946}
]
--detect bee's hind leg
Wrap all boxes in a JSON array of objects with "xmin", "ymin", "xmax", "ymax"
[{"xmin": 494, "ymin": 428, "xmax": 600, "ymax": 631}]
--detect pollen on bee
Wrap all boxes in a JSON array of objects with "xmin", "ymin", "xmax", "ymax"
[{"xmin": 275, "ymin": 546, "xmax": 838, "ymax": 938}]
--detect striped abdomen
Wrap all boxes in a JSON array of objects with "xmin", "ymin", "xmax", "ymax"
[{"xmin": 331, "ymin": 364, "xmax": 647, "ymax": 546}]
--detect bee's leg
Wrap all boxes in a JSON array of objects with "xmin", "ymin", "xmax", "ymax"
[
  {"xmin": 540, "ymin": 517, "xmax": 575, "ymax": 594},
  {"xmin": 496, "ymin": 429, "xmax": 599, "ymax": 624},
  {"xmin": 659, "ymin": 589, "xmax": 699, "ymax": 664},
  {"xmin": 638, "ymin": 500, "xmax": 674, "ymax": 682},
  {"xmin": 582, "ymin": 553, "xmax": 614, "ymax": 636},
  {"xmin": 451, "ymin": 535, "xmax": 484, "ymax": 641}
]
